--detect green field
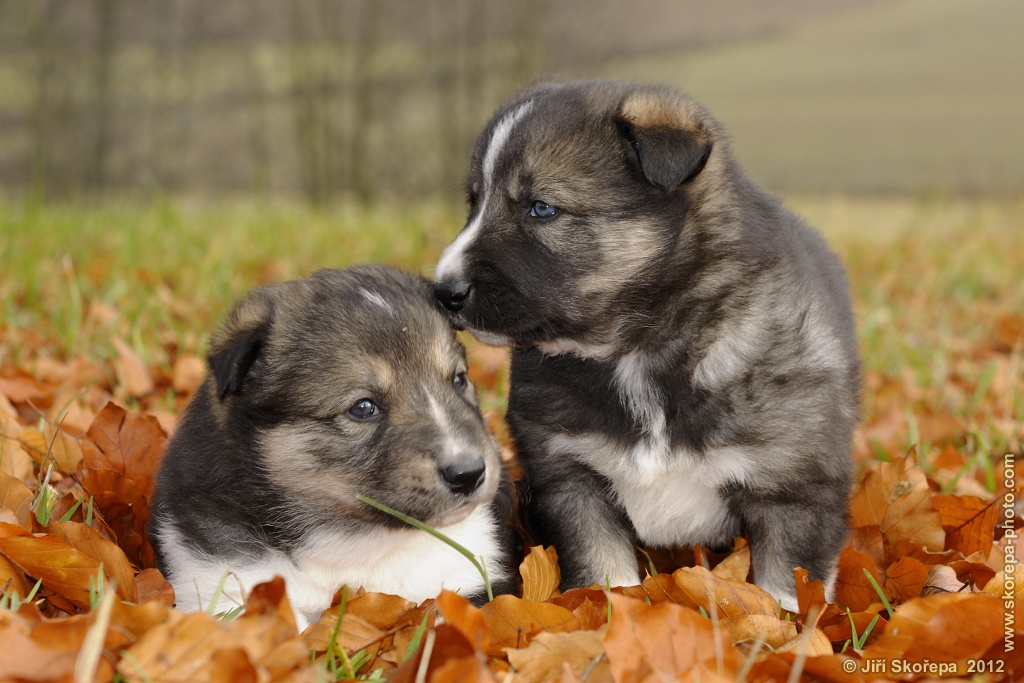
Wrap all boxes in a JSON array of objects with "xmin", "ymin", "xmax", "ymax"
[
  {"xmin": 2, "ymin": 195, "xmax": 1021, "ymax": 462},
  {"xmin": 605, "ymin": 0, "xmax": 1024, "ymax": 194}
]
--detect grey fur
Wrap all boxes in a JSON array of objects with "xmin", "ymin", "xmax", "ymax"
[
  {"xmin": 434, "ymin": 80, "xmax": 858, "ymax": 608},
  {"xmin": 150, "ymin": 265, "xmax": 518, "ymax": 624}
]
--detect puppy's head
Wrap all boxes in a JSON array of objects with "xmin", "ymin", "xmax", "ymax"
[
  {"xmin": 206, "ymin": 265, "xmax": 501, "ymax": 529},
  {"xmin": 434, "ymin": 80, "xmax": 726, "ymax": 358}
]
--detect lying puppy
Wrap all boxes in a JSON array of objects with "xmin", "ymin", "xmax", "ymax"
[
  {"xmin": 150, "ymin": 265, "xmax": 516, "ymax": 630},
  {"xmin": 434, "ymin": 80, "xmax": 858, "ymax": 610}
]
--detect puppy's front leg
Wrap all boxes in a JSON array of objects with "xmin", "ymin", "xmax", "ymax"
[
  {"xmin": 524, "ymin": 455, "xmax": 640, "ymax": 590},
  {"xmin": 739, "ymin": 491, "xmax": 848, "ymax": 612}
]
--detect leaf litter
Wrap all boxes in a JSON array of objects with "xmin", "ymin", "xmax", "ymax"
[{"xmin": 0, "ymin": 293, "xmax": 1020, "ymax": 682}]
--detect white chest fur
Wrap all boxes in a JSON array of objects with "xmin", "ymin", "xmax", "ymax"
[
  {"xmin": 548, "ymin": 431, "xmax": 747, "ymax": 547},
  {"xmin": 547, "ymin": 351, "xmax": 751, "ymax": 547},
  {"xmin": 157, "ymin": 504, "xmax": 505, "ymax": 631}
]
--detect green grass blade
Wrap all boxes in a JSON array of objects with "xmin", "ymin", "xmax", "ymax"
[{"xmin": 356, "ymin": 494, "xmax": 492, "ymax": 601}]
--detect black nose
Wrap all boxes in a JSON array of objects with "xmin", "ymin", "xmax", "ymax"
[
  {"xmin": 440, "ymin": 458, "xmax": 486, "ymax": 495},
  {"xmin": 435, "ymin": 280, "xmax": 472, "ymax": 313}
]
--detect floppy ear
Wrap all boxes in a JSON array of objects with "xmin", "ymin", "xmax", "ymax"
[
  {"xmin": 615, "ymin": 88, "xmax": 713, "ymax": 192},
  {"xmin": 207, "ymin": 294, "xmax": 273, "ymax": 399}
]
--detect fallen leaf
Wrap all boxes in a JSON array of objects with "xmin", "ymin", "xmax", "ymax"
[
  {"xmin": 481, "ymin": 594, "xmax": 580, "ymax": 657},
  {"xmin": 710, "ymin": 537, "xmax": 750, "ymax": 582},
  {"xmin": 603, "ymin": 592, "xmax": 739, "ymax": 683},
  {"xmin": 436, "ymin": 589, "xmax": 488, "ymax": 653},
  {"xmin": 720, "ymin": 614, "xmax": 796, "ymax": 649},
  {"xmin": 863, "ymin": 593, "xmax": 1004, "ymax": 673},
  {"xmin": 506, "ymin": 626, "xmax": 608, "ymax": 683},
  {"xmin": 794, "ymin": 567, "xmax": 840, "ymax": 622},
  {"xmin": 834, "ymin": 546, "xmax": 883, "ymax": 612},
  {"xmin": 81, "ymin": 401, "xmax": 166, "ymax": 502},
  {"xmin": 881, "ymin": 555, "xmax": 929, "ymax": 603},
  {"xmin": 48, "ymin": 520, "xmax": 138, "ymax": 602},
  {"xmin": 135, "ymin": 566, "xmax": 175, "ymax": 605},
  {"xmin": 118, "ymin": 599, "xmax": 306, "ymax": 682},
  {"xmin": 848, "ymin": 451, "xmax": 944, "ymax": 559},
  {"xmin": 520, "ymin": 545, "xmax": 561, "ymax": 602},
  {"xmin": 0, "ymin": 470, "xmax": 34, "ymax": 528},
  {"xmin": 670, "ymin": 566, "xmax": 780, "ymax": 618},
  {"xmin": 932, "ymin": 493, "xmax": 999, "ymax": 558},
  {"xmin": 18, "ymin": 425, "xmax": 83, "ymax": 474},
  {"xmin": 822, "ymin": 611, "xmax": 887, "ymax": 649},
  {"xmin": 0, "ymin": 532, "xmax": 103, "ymax": 609},
  {"xmin": 172, "ymin": 354, "xmax": 206, "ymax": 395},
  {"xmin": 111, "ymin": 337, "xmax": 155, "ymax": 398},
  {"xmin": 78, "ymin": 467, "xmax": 153, "ymax": 567},
  {"xmin": 776, "ymin": 626, "xmax": 832, "ymax": 656}
]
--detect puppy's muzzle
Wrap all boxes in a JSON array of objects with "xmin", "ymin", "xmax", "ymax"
[
  {"xmin": 439, "ymin": 457, "xmax": 486, "ymax": 495},
  {"xmin": 435, "ymin": 280, "xmax": 473, "ymax": 314}
]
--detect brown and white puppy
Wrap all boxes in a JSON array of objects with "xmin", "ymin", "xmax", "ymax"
[
  {"xmin": 150, "ymin": 266, "xmax": 517, "ymax": 630},
  {"xmin": 434, "ymin": 81, "xmax": 858, "ymax": 610}
]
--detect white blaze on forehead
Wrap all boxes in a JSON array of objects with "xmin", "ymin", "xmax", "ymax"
[
  {"xmin": 359, "ymin": 288, "xmax": 397, "ymax": 318},
  {"xmin": 435, "ymin": 99, "xmax": 535, "ymax": 281}
]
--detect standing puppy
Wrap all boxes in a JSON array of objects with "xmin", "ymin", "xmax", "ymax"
[
  {"xmin": 434, "ymin": 81, "xmax": 858, "ymax": 610},
  {"xmin": 150, "ymin": 266, "xmax": 516, "ymax": 630}
]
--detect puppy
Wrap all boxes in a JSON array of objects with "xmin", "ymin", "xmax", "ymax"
[
  {"xmin": 434, "ymin": 80, "xmax": 858, "ymax": 610},
  {"xmin": 150, "ymin": 265, "xmax": 517, "ymax": 630}
]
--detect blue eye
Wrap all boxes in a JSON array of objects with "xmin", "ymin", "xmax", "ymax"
[
  {"xmin": 453, "ymin": 372, "xmax": 468, "ymax": 391},
  {"xmin": 347, "ymin": 399, "xmax": 381, "ymax": 420},
  {"xmin": 530, "ymin": 200, "xmax": 557, "ymax": 218}
]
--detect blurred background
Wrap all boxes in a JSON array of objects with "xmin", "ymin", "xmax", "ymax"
[
  {"xmin": 0, "ymin": 0, "xmax": 1021, "ymax": 464},
  {"xmin": 2, "ymin": 0, "xmax": 1021, "ymax": 205}
]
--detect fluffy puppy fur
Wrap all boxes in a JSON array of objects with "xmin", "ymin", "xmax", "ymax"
[
  {"xmin": 434, "ymin": 80, "xmax": 858, "ymax": 610},
  {"xmin": 150, "ymin": 265, "xmax": 517, "ymax": 630}
]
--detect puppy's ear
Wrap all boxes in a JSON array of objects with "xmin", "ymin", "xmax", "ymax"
[
  {"xmin": 615, "ymin": 88, "xmax": 713, "ymax": 192},
  {"xmin": 207, "ymin": 293, "xmax": 273, "ymax": 399}
]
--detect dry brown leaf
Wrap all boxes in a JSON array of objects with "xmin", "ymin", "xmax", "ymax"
[
  {"xmin": 111, "ymin": 337, "xmax": 155, "ymax": 398},
  {"xmin": 848, "ymin": 451, "xmax": 945, "ymax": 558},
  {"xmin": 82, "ymin": 401, "xmax": 166, "ymax": 502},
  {"xmin": 520, "ymin": 545, "xmax": 561, "ymax": 602},
  {"xmin": 48, "ymin": 520, "xmax": 138, "ymax": 602},
  {"xmin": 794, "ymin": 567, "xmax": 840, "ymax": 622},
  {"xmin": 506, "ymin": 626, "xmax": 608, "ymax": 683},
  {"xmin": 388, "ymin": 622, "xmax": 477, "ymax": 683},
  {"xmin": 18, "ymin": 425, "xmax": 83, "ymax": 474},
  {"xmin": 947, "ymin": 560, "xmax": 995, "ymax": 591},
  {"xmin": 0, "ymin": 470, "xmax": 33, "ymax": 528},
  {"xmin": 748, "ymin": 653, "xmax": 870, "ymax": 683},
  {"xmin": 863, "ymin": 593, "xmax": 1004, "ymax": 674},
  {"xmin": 720, "ymin": 614, "xmax": 796, "ymax": 649},
  {"xmin": 932, "ymin": 493, "xmax": 999, "ymax": 558},
  {"xmin": 481, "ymin": 594, "xmax": 580, "ymax": 657},
  {"xmin": 172, "ymin": 354, "xmax": 206, "ymax": 395},
  {"xmin": 881, "ymin": 555, "xmax": 929, "ymax": 603},
  {"xmin": 922, "ymin": 564, "xmax": 972, "ymax": 596},
  {"xmin": 0, "ymin": 436, "xmax": 34, "ymax": 481},
  {"xmin": 0, "ymin": 532, "xmax": 103, "ymax": 609},
  {"xmin": 0, "ymin": 370, "xmax": 54, "ymax": 405},
  {"xmin": 119, "ymin": 600, "xmax": 306, "ymax": 683},
  {"xmin": 0, "ymin": 610, "xmax": 90, "ymax": 681},
  {"xmin": 431, "ymin": 655, "xmax": 501, "ymax": 683},
  {"xmin": 710, "ymin": 537, "xmax": 750, "ymax": 582},
  {"xmin": 571, "ymin": 597, "xmax": 606, "ymax": 631},
  {"xmin": 603, "ymin": 592, "xmax": 739, "ymax": 683},
  {"xmin": 135, "ymin": 566, "xmax": 176, "ymax": 605},
  {"xmin": 822, "ymin": 611, "xmax": 887, "ymax": 649},
  {"xmin": 671, "ymin": 566, "xmax": 780, "ymax": 618},
  {"xmin": 436, "ymin": 589, "xmax": 488, "ymax": 653},
  {"xmin": 834, "ymin": 546, "xmax": 883, "ymax": 612},
  {"xmin": 776, "ymin": 626, "xmax": 832, "ymax": 656},
  {"xmin": 79, "ymin": 467, "xmax": 153, "ymax": 567},
  {"xmin": 0, "ymin": 554, "xmax": 29, "ymax": 600}
]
